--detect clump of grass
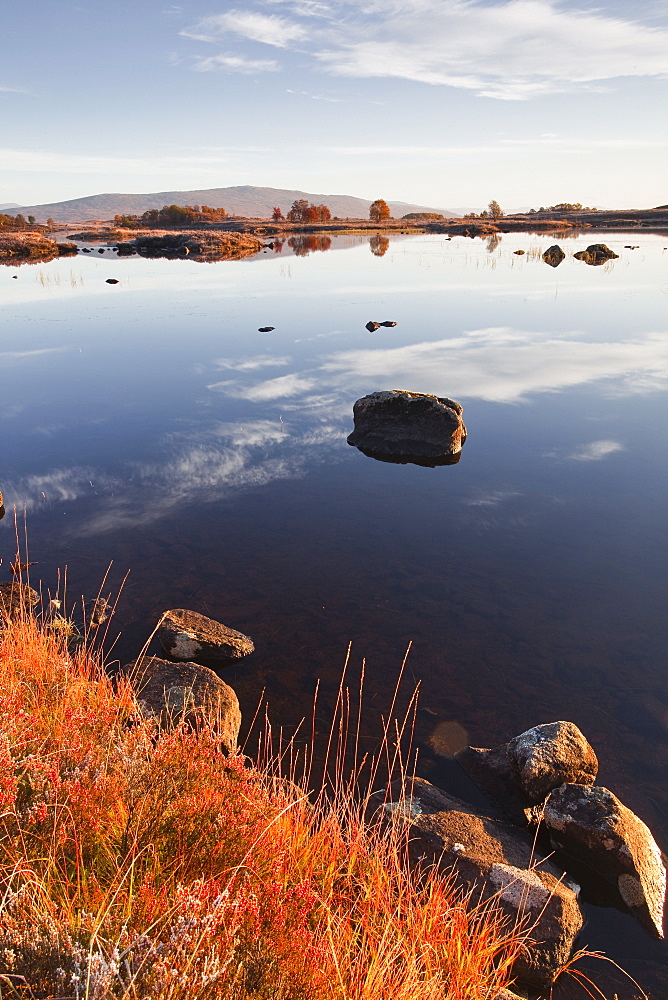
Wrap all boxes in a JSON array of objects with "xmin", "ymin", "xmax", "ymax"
[{"xmin": 0, "ymin": 603, "xmax": 525, "ymax": 1000}]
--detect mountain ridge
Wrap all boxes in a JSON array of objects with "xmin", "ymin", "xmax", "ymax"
[{"xmin": 10, "ymin": 185, "xmax": 460, "ymax": 224}]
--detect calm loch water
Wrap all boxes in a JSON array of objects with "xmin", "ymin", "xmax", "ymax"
[{"xmin": 2, "ymin": 231, "xmax": 668, "ymax": 992}]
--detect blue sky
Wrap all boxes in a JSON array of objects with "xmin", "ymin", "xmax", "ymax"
[{"xmin": 2, "ymin": 0, "xmax": 667, "ymax": 210}]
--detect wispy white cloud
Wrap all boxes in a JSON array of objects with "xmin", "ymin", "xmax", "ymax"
[
  {"xmin": 0, "ymin": 347, "xmax": 68, "ymax": 363},
  {"xmin": 212, "ymin": 419, "xmax": 288, "ymax": 446},
  {"xmin": 182, "ymin": 0, "xmax": 668, "ymax": 100},
  {"xmin": 209, "ymin": 372, "xmax": 316, "ymax": 400},
  {"xmin": 183, "ymin": 10, "xmax": 308, "ymax": 48},
  {"xmin": 211, "ymin": 354, "xmax": 291, "ymax": 371},
  {"xmin": 314, "ymin": 0, "xmax": 668, "ymax": 99},
  {"xmin": 320, "ymin": 327, "xmax": 668, "ymax": 403},
  {"xmin": 193, "ymin": 53, "xmax": 280, "ymax": 73},
  {"xmin": 566, "ymin": 439, "xmax": 625, "ymax": 461}
]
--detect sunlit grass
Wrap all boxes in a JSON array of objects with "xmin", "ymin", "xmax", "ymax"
[{"xmin": 0, "ymin": 596, "xmax": 529, "ymax": 1000}]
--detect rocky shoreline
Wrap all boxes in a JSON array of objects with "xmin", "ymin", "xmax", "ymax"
[{"xmin": 112, "ymin": 601, "xmax": 665, "ymax": 995}]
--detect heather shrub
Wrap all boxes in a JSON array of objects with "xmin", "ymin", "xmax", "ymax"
[{"xmin": 0, "ymin": 610, "xmax": 522, "ymax": 999}]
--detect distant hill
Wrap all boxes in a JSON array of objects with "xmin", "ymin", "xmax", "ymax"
[
  {"xmin": 11, "ymin": 186, "xmax": 460, "ymax": 224},
  {"xmin": 0, "ymin": 202, "xmax": 21, "ymax": 211}
]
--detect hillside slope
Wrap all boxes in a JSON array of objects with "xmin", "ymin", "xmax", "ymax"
[{"xmin": 12, "ymin": 186, "xmax": 459, "ymax": 224}]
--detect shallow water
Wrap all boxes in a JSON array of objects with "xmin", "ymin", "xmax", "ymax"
[{"xmin": 2, "ymin": 231, "xmax": 668, "ymax": 992}]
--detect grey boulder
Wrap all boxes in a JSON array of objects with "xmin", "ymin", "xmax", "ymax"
[
  {"xmin": 367, "ymin": 777, "xmax": 584, "ymax": 988},
  {"xmin": 158, "ymin": 608, "xmax": 254, "ymax": 667},
  {"xmin": 544, "ymin": 783, "xmax": 666, "ymax": 938},
  {"xmin": 347, "ymin": 389, "xmax": 466, "ymax": 463},
  {"xmin": 122, "ymin": 656, "xmax": 241, "ymax": 751}
]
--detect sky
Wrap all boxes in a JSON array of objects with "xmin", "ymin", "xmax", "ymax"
[{"xmin": 1, "ymin": 0, "xmax": 667, "ymax": 212}]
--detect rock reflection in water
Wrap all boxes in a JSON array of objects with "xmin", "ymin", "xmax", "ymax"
[{"xmin": 354, "ymin": 446, "xmax": 462, "ymax": 467}]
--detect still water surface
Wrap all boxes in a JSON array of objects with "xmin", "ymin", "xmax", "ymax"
[{"xmin": 2, "ymin": 231, "xmax": 668, "ymax": 990}]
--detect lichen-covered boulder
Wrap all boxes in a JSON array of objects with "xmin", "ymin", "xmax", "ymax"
[
  {"xmin": 456, "ymin": 721, "xmax": 598, "ymax": 824},
  {"xmin": 573, "ymin": 243, "xmax": 619, "ymax": 265},
  {"xmin": 542, "ymin": 245, "xmax": 565, "ymax": 267},
  {"xmin": 544, "ymin": 783, "xmax": 666, "ymax": 938},
  {"xmin": 508, "ymin": 721, "xmax": 598, "ymax": 803},
  {"xmin": 347, "ymin": 390, "xmax": 466, "ymax": 463},
  {"xmin": 367, "ymin": 777, "xmax": 584, "ymax": 988},
  {"xmin": 122, "ymin": 656, "xmax": 241, "ymax": 750},
  {"xmin": 158, "ymin": 608, "xmax": 254, "ymax": 668}
]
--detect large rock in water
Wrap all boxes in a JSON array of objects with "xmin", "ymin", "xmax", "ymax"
[
  {"xmin": 367, "ymin": 777, "xmax": 584, "ymax": 988},
  {"xmin": 347, "ymin": 390, "xmax": 466, "ymax": 465},
  {"xmin": 542, "ymin": 245, "xmax": 565, "ymax": 267},
  {"xmin": 121, "ymin": 656, "xmax": 241, "ymax": 750},
  {"xmin": 544, "ymin": 783, "xmax": 666, "ymax": 938},
  {"xmin": 457, "ymin": 721, "xmax": 598, "ymax": 824},
  {"xmin": 158, "ymin": 608, "xmax": 254, "ymax": 667},
  {"xmin": 573, "ymin": 243, "xmax": 619, "ymax": 265}
]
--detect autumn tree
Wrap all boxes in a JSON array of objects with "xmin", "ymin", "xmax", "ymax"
[
  {"xmin": 488, "ymin": 200, "xmax": 504, "ymax": 220},
  {"xmin": 369, "ymin": 199, "xmax": 391, "ymax": 223},
  {"xmin": 272, "ymin": 206, "xmax": 284, "ymax": 221},
  {"xmin": 287, "ymin": 200, "xmax": 331, "ymax": 223}
]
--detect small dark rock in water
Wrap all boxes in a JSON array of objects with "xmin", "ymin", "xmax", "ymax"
[
  {"xmin": 573, "ymin": 243, "xmax": 619, "ymax": 265},
  {"xmin": 0, "ymin": 581, "xmax": 39, "ymax": 618},
  {"xmin": 158, "ymin": 608, "xmax": 254, "ymax": 667},
  {"xmin": 98, "ymin": 248, "xmax": 105, "ymax": 254},
  {"xmin": 0, "ymin": 505, "xmax": 5, "ymax": 520},
  {"xmin": 106, "ymin": 278, "xmax": 119, "ymax": 284},
  {"xmin": 348, "ymin": 389, "xmax": 466, "ymax": 465},
  {"xmin": 542, "ymin": 245, "xmax": 565, "ymax": 267},
  {"xmin": 86, "ymin": 597, "xmax": 110, "ymax": 627},
  {"xmin": 12, "ymin": 275, "xmax": 17, "ymax": 278},
  {"xmin": 258, "ymin": 326, "xmax": 275, "ymax": 332},
  {"xmin": 513, "ymin": 250, "xmax": 525, "ymax": 255},
  {"xmin": 365, "ymin": 321, "xmax": 381, "ymax": 332},
  {"xmin": 379, "ymin": 320, "xmax": 397, "ymax": 327}
]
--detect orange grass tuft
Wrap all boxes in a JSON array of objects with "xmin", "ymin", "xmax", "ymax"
[{"xmin": 0, "ymin": 607, "xmax": 526, "ymax": 999}]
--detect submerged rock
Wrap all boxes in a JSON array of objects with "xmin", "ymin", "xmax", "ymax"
[
  {"xmin": 158, "ymin": 608, "xmax": 254, "ymax": 667},
  {"xmin": 258, "ymin": 326, "xmax": 275, "ymax": 332},
  {"xmin": 368, "ymin": 776, "xmax": 584, "ymax": 988},
  {"xmin": 365, "ymin": 321, "xmax": 381, "ymax": 331},
  {"xmin": 544, "ymin": 783, "xmax": 666, "ymax": 938},
  {"xmin": 0, "ymin": 581, "xmax": 39, "ymax": 618},
  {"xmin": 573, "ymin": 243, "xmax": 619, "ymax": 265},
  {"xmin": 542, "ymin": 245, "xmax": 565, "ymax": 267},
  {"xmin": 347, "ymin": 390, "xmax": 466, "ymax": 465},
  {"xmin": 121, "ymin": 656, "xmax": 241, "ymax": 750}
]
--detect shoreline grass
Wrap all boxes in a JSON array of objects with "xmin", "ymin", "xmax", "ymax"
[{"xmin": 0, "ymin": 602, "xmax": 527, "ymax": 1000}]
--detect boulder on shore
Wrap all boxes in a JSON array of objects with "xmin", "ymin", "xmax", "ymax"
[
  {"xmin": 158, "ymin": 608, "xmax": 254, "ymax": 668},
  {"xmin": 347, "ymin": 389, "xmax": 466, "ymax": 465},
  {"xmin": 544, "ymin": 783, "xmax": 666, "ymax": 938},
  {"xmin": 121, "ymin": 655, "xmax": 241, "ymax": 750},
  {"xmin": 367, "ymin": 776, "xmax": 584, "ymax": 988},
  {"xmin": 573, "ymin": 243, "xmax": 619, "ymax": 265}
]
